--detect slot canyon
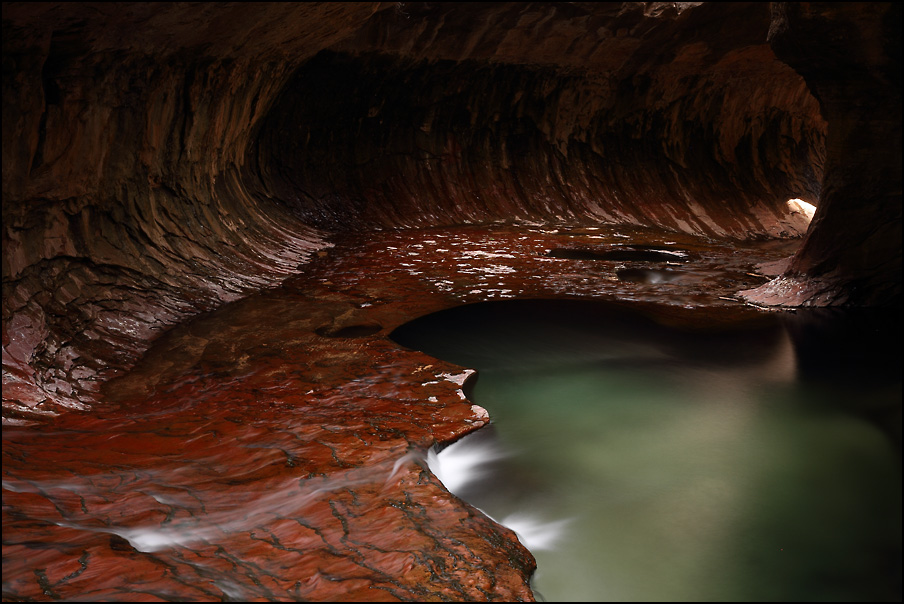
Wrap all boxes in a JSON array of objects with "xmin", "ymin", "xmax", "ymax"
[{"xmin": 2, "ymin": 2, "xmax": 901, "ymax": 601}]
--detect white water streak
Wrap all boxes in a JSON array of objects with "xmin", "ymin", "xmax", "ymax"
[
  {"xmin": 427, "ymin": 432, "xmax": 571, "ymax": 552},
  {"xmin": 4, "ymin": 450, "xmax": 428, "ymax": 553}
]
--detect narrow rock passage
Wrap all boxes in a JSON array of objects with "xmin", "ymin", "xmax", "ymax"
[
  {"xmin": 2, "ymin": 225, "xmax": 800, "ymax": 601},
  {"xmin": 2, "ymin": 3, "xmax": 899, "ymax": 600}
]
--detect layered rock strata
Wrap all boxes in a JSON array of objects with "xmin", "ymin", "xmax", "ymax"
[
  {"xmin": 2, "ymin": 1, "xmax": 901, "ymax": 601},
  {"xmin": 3, "ymin": 1, "xmax": 843, "ymax": 420}
]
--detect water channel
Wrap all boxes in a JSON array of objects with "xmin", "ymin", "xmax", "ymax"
[{"xmin": 391, "ymin": 299, "xmax": 902, "ymax": 602}]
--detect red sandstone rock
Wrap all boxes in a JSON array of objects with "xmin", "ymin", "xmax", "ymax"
[
  {"xmin": 3, "ymin": 224, "xmax": 798, "ymax": 601},
  {"xmin": 1, "ymin": 1, "xmax": 901, "ymax": 600}
]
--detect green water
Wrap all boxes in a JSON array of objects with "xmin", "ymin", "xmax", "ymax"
[{"xmin": 392, "ymin": 300, "xmax": 902, "ymax": 602}]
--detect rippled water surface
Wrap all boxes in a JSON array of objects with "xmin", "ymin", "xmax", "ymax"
[{"xmin": 392, "ymin": 300, "xmax": 902, "ymax": 602}]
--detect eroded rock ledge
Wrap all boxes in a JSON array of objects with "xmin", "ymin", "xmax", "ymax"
[
  {"xmin": 3, "ymin": 2, "xmax": 389, "ymax": 418},
  {"xmin": 1, "ymin": 1, "xmax": 901, "ymax": 601},
  {"xmin": 2, "ymin": 224, "xmax": 800, "ymax": 601}
]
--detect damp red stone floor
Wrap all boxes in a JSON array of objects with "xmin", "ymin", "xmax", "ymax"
[{"xmin": 2, "ymin": 224, "xmax": 799, "ymax": 601}]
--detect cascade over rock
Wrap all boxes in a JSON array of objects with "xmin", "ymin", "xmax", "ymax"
[{"xmin": 2, "ymin": 2, "xmax": 901, "ymax": 601}]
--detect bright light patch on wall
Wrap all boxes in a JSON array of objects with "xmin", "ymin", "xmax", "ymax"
[{"xmin": 787, "ymin": 198, "xmax": 816, "ymax": 222}]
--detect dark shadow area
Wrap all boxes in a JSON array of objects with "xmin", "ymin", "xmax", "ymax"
[
  {"xmin": 781, "ymin": 307, "xmax": 903, "ymax": 452},
  {"xmin": 391, "ymin": 298, "xmax": 784, "ymax": 372},
  {"xmin": 782, "ymin": 308, "xmax": 902, "ymax": 385}
]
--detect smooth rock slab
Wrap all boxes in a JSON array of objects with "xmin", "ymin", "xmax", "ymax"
[{"xmin": 2, "ymin": 225, "xmax": 796, "ymax": 601}]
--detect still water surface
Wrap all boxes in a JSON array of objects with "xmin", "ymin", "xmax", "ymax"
[{"xmin": 391, "ymin": 299, "xmax": 902, "ymax": 602}]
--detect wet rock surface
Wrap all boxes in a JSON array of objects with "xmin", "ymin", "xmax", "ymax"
[
  {"xmin": 1, "ymin": 1, "xmax": 900, "ymax": 601},
  {"xmin": 5, "ymin": 1, "xmax": 896, "ymax": 423},
  {"xmin": 3, "ymin": 225, "xmax": 797, "ymax": 601},
  {"xmin": 547, "ymin": 247, "xmax": 690, "ymax": 262}
]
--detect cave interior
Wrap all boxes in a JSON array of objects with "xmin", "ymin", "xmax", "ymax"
[{"xmin": 2, "ymin": 2, "xmax": 901, "ymax": 602}]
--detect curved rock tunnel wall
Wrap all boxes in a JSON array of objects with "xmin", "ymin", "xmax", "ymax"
[
  {"xmin": 2, "ymin": 2, "xmax": 384, "ymax": 419},
  {"xmin": 1, "ymin": 2, "xmax": 900, "ymax": 422},
  {"xmin": 257, "ymin": 47, "xmax": 822, "ymax": 235}
]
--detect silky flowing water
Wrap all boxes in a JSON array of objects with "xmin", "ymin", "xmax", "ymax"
[{"xmin": 391, "ymin": 300, "xmax": 902, "ymax": 602}]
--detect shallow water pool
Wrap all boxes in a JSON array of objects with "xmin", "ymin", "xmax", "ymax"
[{"xmin": 392, "ymin": 299, "xmax": 902, "ymax": 602}]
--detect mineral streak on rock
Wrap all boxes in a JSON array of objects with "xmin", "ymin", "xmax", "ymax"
[{"xmin": 1, "ymin": 1, "xmax": 901, "ymax": 601}]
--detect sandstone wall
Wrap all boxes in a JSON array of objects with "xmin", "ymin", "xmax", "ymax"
[
  {"xmin": 2, "ymin": 2, "xmax": 899, "ymax": 423},
  {"xmin": 2, "ymin": 2, "xmax": 383, "ymax": 418}
]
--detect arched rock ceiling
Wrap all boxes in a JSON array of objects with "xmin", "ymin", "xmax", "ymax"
[{"xmin": 1, "ymin": 3, "xmax": 901, "ymax": 602}]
